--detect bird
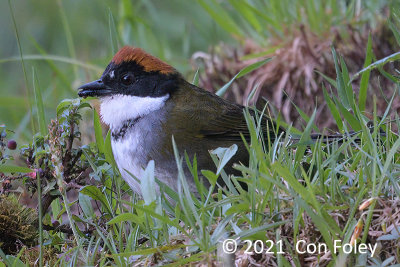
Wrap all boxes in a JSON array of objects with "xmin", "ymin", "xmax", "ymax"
[{"xmin": 77, "ymin": 46, "xmax": 335, "ymax": 196}]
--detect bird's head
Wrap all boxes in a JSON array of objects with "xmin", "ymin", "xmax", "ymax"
[
  {"xmin": 78, "ymin": 46, "xmax": 181, "ymax": 98},
  {"xmin": 78, "ymin": 46, "xmax": 182, "ymax": 129}
]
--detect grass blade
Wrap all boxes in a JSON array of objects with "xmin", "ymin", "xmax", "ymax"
[
  {"xmin": 0, "ymin": 55, "xmax": 103, "ymax": 72},
  {"xmin": 358, "ymin": 34, "xmax": 373, "ymax": 111},
  {"xmin": 8, "ymin": 0, "xmax": 34, "ymax": 133},
  {"xmin": 192, "ymin": 68, "xmax": 200, "ymax": 86},
  {"xmin": 322, "ymin": 85, "xmax": 343, "ymax": 131},
  {"xmin": 198, "ymin": 0, "xmax": 242, "ymax": 36},
  {"xmin": 93, "ymin": 109, "xmax": 105, "ymax": 154},
  {"xmin": 216, "ymin": 58, "xmax": 271, "ymax": 96},
  {"xmin": 57, "ymin": 0, "xmax": 78, "ymax": 77},
  {"xmin": 294, "ymin": 109, "xmax": 316, "ymax": 163},
  {"xmin": 350, "ymin": 52, "xmax": 400, "ymax": 83},
  {"xmin": 32, "ymin": 68, "xmax": 46, "ymax": 135},
  {"xmin": 331, "ymin": 46, "xmax": 350, "ymax": 109}
]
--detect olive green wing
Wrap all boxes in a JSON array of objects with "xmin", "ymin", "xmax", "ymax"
[
  {"xmin": 168, "ymin": 82, "xmax": 283, "ymax": 143},
  {"xmin": 198, "ymin": 105, "xmax": 282, "ymax": 142}
]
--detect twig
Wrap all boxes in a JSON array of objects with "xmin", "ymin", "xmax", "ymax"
[{"xmin": 63, "ymin": 121, "xmax": 75, "ymax": 180}]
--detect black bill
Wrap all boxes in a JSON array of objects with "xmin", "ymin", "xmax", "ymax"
[{"xmin": 78, "ymin": 79, "xmax": 112, "ymax": 98}]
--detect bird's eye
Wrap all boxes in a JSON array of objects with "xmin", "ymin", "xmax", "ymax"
[{"xmin": 121, "ymin": 73, "xmax": 134, "ymax": 86}]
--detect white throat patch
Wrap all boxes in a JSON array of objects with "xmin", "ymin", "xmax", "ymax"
[{"xmin": 100, "ymin": 94, "xmax": 169, "ymax": 129}]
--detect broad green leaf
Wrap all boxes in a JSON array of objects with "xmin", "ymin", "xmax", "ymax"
[
  {"xmin": 107, "ymin": 212, "xmax": 144, "ymax": 225},
  {"xmin": 210, "ymin": 144, "xmax": 238, "ymax": 175},
  {"xmin": 201, "ymin": 170, "xmax": 218, "ymax": 186},
  {"xmin": 78, "ymin": 102, "xmax": 91, "ymax": 110},
  {"xmin": 79, "ymin": 192, "xmax": 94, "ymax": 218},
  {"xmin": 225, "ymin": 203, "xmax": 249, "ymax": 215},
  {"xmin": 0, "ymin": 165, "xmax": 32, "ymax": 173},
  {"xmin": 56, "ymin": 99, "xmax": 72, "ymax": 117},
  {"xmin": 51, "ymin": 198, "xmax": 62, "ymax": 223},
  {"xmin": 80, "ymin": 185, "xmax": 112, "ymax": 215},
  {"xmin": 141, "ymin": 160, "xmax": 156, "ymax": 205}
]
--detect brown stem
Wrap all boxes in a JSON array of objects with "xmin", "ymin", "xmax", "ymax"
[
  {"xmin": 40, "ymin": 222, "xmax": 94, "ymax": 236},
  {"xmin": 42, "ymin": 223, "xmax": 73, "ymax": 235},
  {"xmin": 41, "ymin": 193, "xmax": 58, "ymax": 214},
  {"xmin": 70, "ymin": 150, "xmax": 82, "ymax": 169},
  {"xmin": 63, "ymin": 122, "xmax": 75, "ymax": 181}
]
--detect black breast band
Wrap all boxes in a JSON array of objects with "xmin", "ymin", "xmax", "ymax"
[{"xmin": 112, "ymin": 117, "xmax": 141, "ymax": 140}]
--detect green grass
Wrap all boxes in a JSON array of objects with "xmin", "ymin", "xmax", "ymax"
[
  {"xmin": 198, "ymin": 0, "xmax": 388, "ymax": 43},
  {"xmin": 2, "ymin": 42, "xmax": 399, "ymax": 266},
  {"xmin": 1, "ymin": 0, "xmax": 400, "ymax": 266}
]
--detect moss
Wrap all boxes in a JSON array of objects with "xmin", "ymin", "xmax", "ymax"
[{"xmin": 0, "ymin": 194, "xmax": 38, "ymax": 254}]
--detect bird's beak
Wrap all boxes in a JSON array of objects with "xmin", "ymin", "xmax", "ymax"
[{"xmin": 78, "ymin": 79, "xmax": 112, "ymax": 98}]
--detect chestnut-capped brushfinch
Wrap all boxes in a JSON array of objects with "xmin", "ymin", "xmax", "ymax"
[{"xmin": 78, "ymin": 46, "xmax": 285, "ymax": 195}]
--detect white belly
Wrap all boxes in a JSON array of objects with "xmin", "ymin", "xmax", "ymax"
[
  {"xmin": 100, "ymin": 93, "xmax": 175, "ymax": 195},
  {"xmin": 111, "ymin": 130, "xmax": 144, "ymax": 194}
]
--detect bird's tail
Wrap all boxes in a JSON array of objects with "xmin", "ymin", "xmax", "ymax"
[
  {"xmin": 290, "ymin": 127, "xmax": 387, "ymax": 146},
  {"xmin": 310, "ymin": 132, "xmax": 361, "ymax": 144}
]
